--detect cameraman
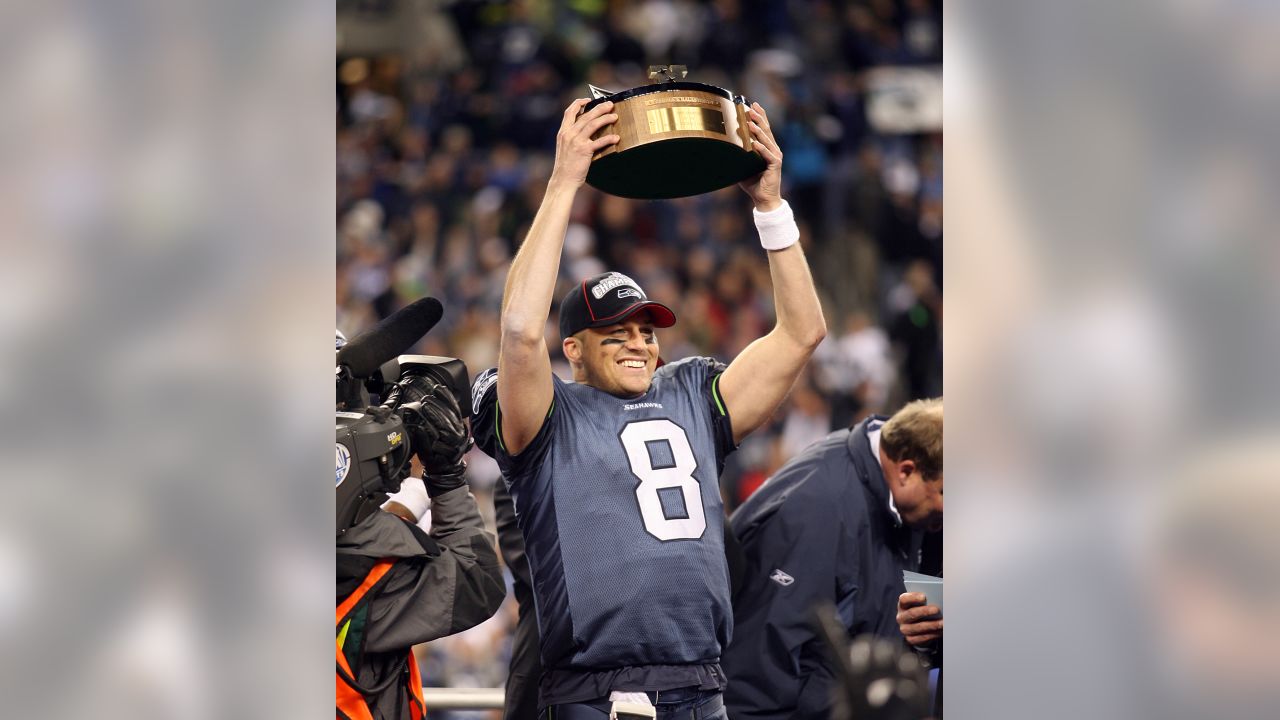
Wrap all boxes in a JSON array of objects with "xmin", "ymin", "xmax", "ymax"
[{"xmin": 337, "ymin": 365, "xmax": 507, "ymax": 720}]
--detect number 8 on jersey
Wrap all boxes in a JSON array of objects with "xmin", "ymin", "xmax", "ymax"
[{"xmin": 619, "ymin": 419, "xmax": 707, "ymax": 541}]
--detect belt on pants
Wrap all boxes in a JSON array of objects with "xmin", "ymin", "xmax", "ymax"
[{"xmin": 546, "ymin": 693, "xmax": 723, "ymax": 720}]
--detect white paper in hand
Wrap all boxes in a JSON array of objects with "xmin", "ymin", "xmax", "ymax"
[{"xmin": 902, "ymin": 570, "xmax": 943, "ymax": 616}]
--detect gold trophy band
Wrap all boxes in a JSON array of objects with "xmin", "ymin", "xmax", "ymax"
[{"xmin": 588, "ymin": 89, "xmax": 755, "ymax": 162}]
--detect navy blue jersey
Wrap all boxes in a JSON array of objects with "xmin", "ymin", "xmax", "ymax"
[{"xmin": 472, "ymin": 358, "xmax": 735, "ymax": 689}]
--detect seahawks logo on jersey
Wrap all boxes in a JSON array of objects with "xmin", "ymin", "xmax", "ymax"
[{"xmin": 472, "ymin": 367, "xmax": 499, "ymax": 416}]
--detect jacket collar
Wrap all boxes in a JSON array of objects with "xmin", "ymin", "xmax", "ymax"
[{"xmin": 847, "ymin": 415, "xmax": 894, "ymax": 517}]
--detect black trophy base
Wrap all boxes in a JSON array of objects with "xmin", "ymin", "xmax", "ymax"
[{"xmin": 586, "ymin": 138, "xmax": 768, "ymax": 200}]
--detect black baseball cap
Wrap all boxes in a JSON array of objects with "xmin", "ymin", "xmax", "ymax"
[{"xmin": 558, "ymin": 272, "xmax": 677, "ymax": 340}]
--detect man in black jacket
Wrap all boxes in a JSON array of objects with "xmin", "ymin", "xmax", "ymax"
[
  {"xmin": 337, "ymin": 371, "xmax": 507, "ymax": 720},
  {"xmin": 722, "ymin": 398, "xmax": 943, "ymax": 720}
]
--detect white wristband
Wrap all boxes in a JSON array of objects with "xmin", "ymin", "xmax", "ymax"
[
  {"xmin": 753, "ymin": 200, "xmax": 799, "ymax": 251},
  {"xmin": 383, "ymin": 476, "xmax": 430, "ymax": 520}
]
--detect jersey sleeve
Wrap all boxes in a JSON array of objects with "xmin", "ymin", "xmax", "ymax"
[
  {"xmin": 469, "ymin": 367, "xmax": 502, "ymax": 459},
  {"xmin": 659, "ymin": 356, "xmax": 737, "ymax": 471},
  {"xmin": 468, "ymin": 367, "xmax": 557, "ymax": 482}
]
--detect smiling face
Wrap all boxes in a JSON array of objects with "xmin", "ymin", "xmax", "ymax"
[{"xmin": 563, "ymin": 311, "xmax": 660, "ymax": 398}]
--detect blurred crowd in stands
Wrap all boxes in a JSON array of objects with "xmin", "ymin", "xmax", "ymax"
[{"xmin": 337, "ymin": 0, "xmax": 941, "ymax": 708}]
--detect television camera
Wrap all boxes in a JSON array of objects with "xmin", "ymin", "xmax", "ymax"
[{"xmin": 336, "ymin": 298, "xmax": 471, "ymax": 533}]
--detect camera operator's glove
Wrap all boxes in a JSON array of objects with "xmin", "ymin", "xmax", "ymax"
[{"xmin": 394, "ymin": 376, "xmax": 472, "ymax": 497}]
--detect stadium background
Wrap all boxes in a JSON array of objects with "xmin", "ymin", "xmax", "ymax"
[{"xmin": 337, "ymin": 0, "xmax": 941, "ymax": 712}]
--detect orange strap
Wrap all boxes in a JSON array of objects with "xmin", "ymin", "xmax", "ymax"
[
  {"xmin": 337, "ymin": 560, "xmax": 394, "ymax": 622},
  {"xmin": 407, "ymin": 648, "xmax": 425, "ymax": 720},
  {"xmin": 336, "ymin": 670, "xmax": 375, "ymax": 720},
  {"xmin": 337, "ymin": 561, "xmax": 394, "ymax": 720},
  {"xmin": 337, "ymin": 640, "xmax": 425, "ymax": 720},
  {"xmin": 335, "ymin": 561, "xmax": 427, "ymax": 719}
]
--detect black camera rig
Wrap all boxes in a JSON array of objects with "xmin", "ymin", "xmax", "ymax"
[{"xmin": 336, "ymin": 354, "xmax": 470, "ymax": 534}]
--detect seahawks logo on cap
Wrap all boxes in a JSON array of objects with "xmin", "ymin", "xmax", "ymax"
[
  {"xmin": 616, "ymin": 288, "xmax": 642, "ymax": 300},
  {"xmin": 591, "ymin": 272, "xmax": 644, "ymax": 300}
]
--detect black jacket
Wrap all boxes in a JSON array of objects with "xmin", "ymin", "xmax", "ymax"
[
  {"xmin": 336, "ymin": 487, "xmax": 507, "ymax": 718},
  {"xmin": 722, "ymin": 418, "xmax": 920, "ymax": 720}
]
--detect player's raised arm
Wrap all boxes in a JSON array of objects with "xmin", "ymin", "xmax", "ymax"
[
  {"xmin": 498, "ymin": 98, "xmax": 620, "ymax": 455},
  {"xmin": 718, "ymin": 102, "xmax": 827, "ymax": 444}
]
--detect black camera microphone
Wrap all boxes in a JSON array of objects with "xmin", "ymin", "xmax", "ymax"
[{"xmin": 337, "ymin": 297, "xmax": 444, "ymax": 378}]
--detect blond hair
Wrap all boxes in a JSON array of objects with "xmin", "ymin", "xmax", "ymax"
[{"xmin": 880, "ymin": 397, "xmax": 943, "ymax": 480}]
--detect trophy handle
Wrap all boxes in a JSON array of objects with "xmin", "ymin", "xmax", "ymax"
[
  {"xmin": 733, "ymin": 95, "xmax": 757, "ymax": 151},
  {"xmin": 588, "ymin": 84, "xmax": 616, "ymax": 100},
  {"xmin": 647, "ymin": 65, "xmax": 689, "ymax": 83}
]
